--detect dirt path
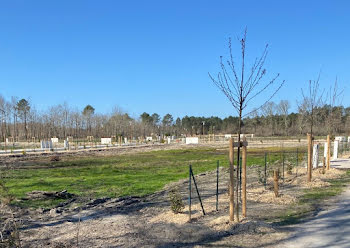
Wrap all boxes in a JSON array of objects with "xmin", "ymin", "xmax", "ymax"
[{"xmin": 278, "ymin": 159, "xmax": 350, "ymax": 248}]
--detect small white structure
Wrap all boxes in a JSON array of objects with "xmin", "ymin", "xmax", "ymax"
[
  {"xmin": 51, "ymin": 138, "xmax": 59, "ymax": 143},
  {"xmin": 348, "ymin": 137, "xmax": 350, "ymax": 143},
  {"xmin": 224, "ymin": 134, "xmax": 232, "ymax": 139},
  {"xmin": 167, "ymin": 137, "xmax": 171, "ymax": 144},
  {"xmin": 124, "ymin": 137, "xmax": 128, "ymax": 144},
  {"xmin": 41, "ymin": 140, "xmax": 53, "ymax": 150},
  {"xmin": 312, "ymin": 144, "xmax": 319, "ymax": 168},
  {"xmin": 64, "ymin": 140, "xmax": 69, "ymax": 149},
  {"xmin": 101, "ymin": 138, "xmax": 112, "ymax": 145},
  {"xmin": 146, "ymin": 136, "xmax": 153, "ymax": 141},
  {"xmin": 335, "ymin": 136, "xmax": 346, "ymax": 142},
  {"xmin": 186, "ymin": 137, "xmax": 199, "ymax": 145},
  {"xmin": 333, "ymin": 140, "xmax": 339, "ymax": 160}
]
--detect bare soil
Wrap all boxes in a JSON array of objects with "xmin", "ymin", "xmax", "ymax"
[
  {"xmin": 1, "ymin": 142, "xmax": 345, "ymax": 247},
  {"xmin": 5, "ymin": 163, "xmax": 343, "ymax": 247}
]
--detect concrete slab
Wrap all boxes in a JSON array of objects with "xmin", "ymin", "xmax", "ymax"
[{"xmin": 331, "ymin": 158, "xmax": 350, "ymax": 169}]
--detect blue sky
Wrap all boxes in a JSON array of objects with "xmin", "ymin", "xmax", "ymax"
[{"xmin": 0, "ymin": 0, "xmax": 349, "ymax": 118}]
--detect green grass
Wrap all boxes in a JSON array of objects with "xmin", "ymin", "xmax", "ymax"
[
  {"xmin": 276, "ymin": 170, "xmax": 350, "ymax": 225},
  {"xmin": 1, "ymin": 147, "xmax": 301, "ymax": 209}
]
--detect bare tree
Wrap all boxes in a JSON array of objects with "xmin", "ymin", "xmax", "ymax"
[
  {"xmin": 298, "ymin": 73, "xmax": 324, "ymax": 137},
  {"xmin": 249, "ymin": 108, "xmax": 260, "ymax": 134},
  {"xmin": 326, "ymin": 77, "xmax": 344, "ymax": 135},
  {"xmin": 0, "ymin": 95, "xmax": 7, "ymax": 142},
  {"xmin": 277, "ymin": 100, "xmax": 290, "ymax": 135},
  {"xmin": 209, "ymin": 29, "xmax": 284, "ymax": 220},
  {"xmin": 262, "ymin": 102, "xmax": 277, "ymax": 136}
]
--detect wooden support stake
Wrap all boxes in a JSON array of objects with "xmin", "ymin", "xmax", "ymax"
[
  {"xmin": 327, "ymin": 135, "xmax": 331, "ymax": 170},
  {"xmin": 242, "ymin": 137, "xmax": 247, "ymax": 218},
  {"xmin": 229, "ymin": 138, "xmax": 235, "ymax": 222},
  {"xmin": 188, "ymin": 165, "xmax": 192, "ymax": 222},
  {"xmin": 323, "ymin": 157, "xmax": 326, "ymax": 174},
  {"xmin": 216, "ymin": 160, "xmax": 219, "ymax": 211},
  {"xmin": 307, "ymin": 133, "xmax": 312, "ymax": 182},
  {"xmin": 273, "ymin": 169, "xmax": 279, "ymax": 197}
]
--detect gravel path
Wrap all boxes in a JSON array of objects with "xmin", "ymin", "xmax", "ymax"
[{"xmin": 279, "ymin": 159, "xmax": 350, "ymax": 248}]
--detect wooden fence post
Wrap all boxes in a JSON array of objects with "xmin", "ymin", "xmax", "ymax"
[
  {"xmin": 323, "ymin": 157, "xmax": 326, "ymax": 174},
  {"xmin": 229, "ymin": 138, "xmax": 235, "ymax": 222},
  {"xmin": 188, "ymin": 164, "xmax": 191, "ymax": 222},
  {"xmin": 242, "ymin": 136, "xmax": 247, "ymax": 218},
  {"xmin": 216, "ymin": 160, "xmax": 219, "ymax": 211},
  {"xmin": 327, "ymin": 135, "xmax": 331, "ymax": 170},
  {"xmin": 307, "ymin": 133, "xmax": 312, "ymax": 182}
]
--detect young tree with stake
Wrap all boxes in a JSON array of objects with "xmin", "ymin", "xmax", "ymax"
[
  {"xmin": 209, "ymin": 29, "xmax": 284, "ymax": 221},
  {"xmin": 298, "ymin": 73, "xmax": 324, "ymax": 182}
]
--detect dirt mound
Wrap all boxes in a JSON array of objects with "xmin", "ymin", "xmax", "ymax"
[
  {"xmin": 23, "ymin": 190, "xmax": 75, "ymax": 200},
  {"xmin": 232, "ymin": 220, "xmax": 276, "ymax": 234},
  {"xmin": 248, "ymin": 187, "xmax": 296, "ymax": 205}
]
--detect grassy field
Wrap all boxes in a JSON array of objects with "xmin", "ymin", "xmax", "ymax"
[{"xmin": 0, "ymin": 146, "xmax": 306, "ymax": 208}]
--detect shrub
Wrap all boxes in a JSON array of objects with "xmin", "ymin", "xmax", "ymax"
[
  {"xmin": 168, "ymin": 187, "xmax": 184, "ymax": 214},
  {"xmin": 257, "ymin": 167, "xmax": 265, "ymax": 184}
]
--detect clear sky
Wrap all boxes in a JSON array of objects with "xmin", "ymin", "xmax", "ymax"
[{"xmin": 0, "ymin": 0, "xmax": 349, "ymax": 118}]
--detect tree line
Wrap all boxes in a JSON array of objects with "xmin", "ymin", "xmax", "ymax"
[{"xmin": 0, "ymin": 95, "xmax": 348, "ymax": 142}]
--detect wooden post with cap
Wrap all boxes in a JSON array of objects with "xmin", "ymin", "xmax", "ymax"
[
  {"xmin": 229, "ymin": 138, "xmax": 235, "ymax": 222},
  {"xmin": 327, "ymin": 135, "xmax": 331, "ymax": 170},
  {"xmin": 307, "ymin": 133, "xmax": 312, "ymax": 182},
  {"xmin": 242, "ymin": 136, "xmax": 247, "ymax": 218}
]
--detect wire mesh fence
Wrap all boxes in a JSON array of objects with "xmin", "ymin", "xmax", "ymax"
[{"xmin": 187, "ymin": 147, "xmax": 310, "ymax": 220}]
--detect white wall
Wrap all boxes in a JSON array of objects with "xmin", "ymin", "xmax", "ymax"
[
  {"xmin": 186, "ymin": 137, "xmax": 199, "ymax": 144},
  {"xmin": 101, "ymin": 138, "xmax": 112, "ymax": 144}
]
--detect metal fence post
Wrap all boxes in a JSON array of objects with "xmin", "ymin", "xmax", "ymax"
[
  {"xmin": 216, "ymin": 160, "xmax": 219, "ymax": 211},
  {"xmin": 264, "ymin": 152, "xmax": 267, "ymax": 188},
  {"xmin": 190, "ymin": 166, "xmax": 205, "ymax": 215},
  {"xmin": 296, "ymin": 148, "xmax": 299, "ymax": 177},
  {"xmin": 282, "ymin": 151, "xmax": 285, "ymax": 183}
]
